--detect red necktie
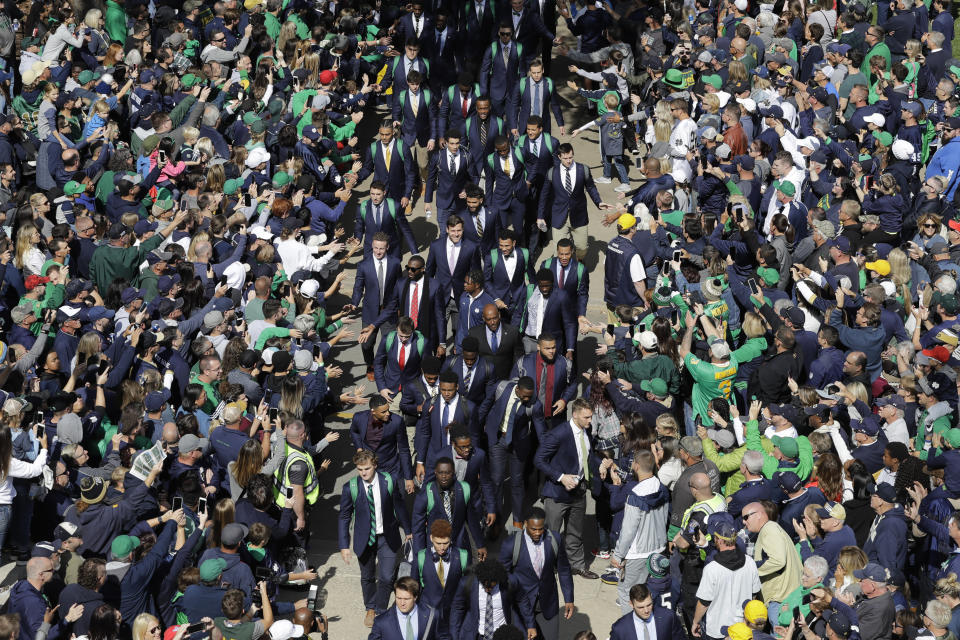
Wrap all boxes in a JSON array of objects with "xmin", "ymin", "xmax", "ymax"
[
  {"xmin": 462, "ymin": 95, "xmax": 469, "ymax": 118},
  {"xmin": 410, "ymin": 283, "xmax": 420, "ymax": 327},
  {"xmin": 558, "ymin": 266, "xmax": 565, "ymax": 289},
  {"xmin": 398, "ymin": 343, "xmax": 407, "ymax": 370},
  {"xmin": 544, "ymin": 361, "xmax": 555, "ymax": 417}
]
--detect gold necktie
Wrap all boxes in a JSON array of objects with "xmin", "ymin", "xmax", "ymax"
[
  {"xmin": 437, "ymin": 560, "xmax": 445, "ymax": 587},
  {"xmin": 384, "ymin": 146, "xmax": 392, "ymax": 171},
  {"xmin": 504, "ymin": 155, "xmax": 511, "ymax": 175},
  {"xmin": 412, "ymin": 93, "xmax": 419, "ymax": 116}
]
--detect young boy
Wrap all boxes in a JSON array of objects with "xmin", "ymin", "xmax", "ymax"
[{"xmin": 572, "ymin": 93, "xmax": 630, "ymax": 190}]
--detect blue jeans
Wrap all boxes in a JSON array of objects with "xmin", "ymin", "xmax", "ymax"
[
  {"xmin": 767, "ymin": 601, "xmax": 782, "ymax": 628},
  {"xmin": 0, "ymin": 504, "xmax": 11, "ymax": 553},
  {"xmin": 602, "ymin": 155, "xmax": 630, "ymax": 184}
]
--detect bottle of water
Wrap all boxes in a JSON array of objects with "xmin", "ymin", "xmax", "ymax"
[{"xmin": 11, "ymin": 20, "xmax": 18, "ymax": 32}]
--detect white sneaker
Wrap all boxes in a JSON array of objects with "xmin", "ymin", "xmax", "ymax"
[
  {"xmin": 595, "ymin": 176, "xmax": 612, "ymax": 184},
  {"xmin": 614, "ymin": 184, "xmax": 632, "ymax": 192}
]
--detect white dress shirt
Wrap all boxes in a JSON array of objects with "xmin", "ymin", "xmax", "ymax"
[
  {"xmin": 633, "ymin": 613, "xmax": 657, "ymax": 640},
  {"xmin": 447, "ymin": 151, "xmax": 459, "ymax": 173},
  {"xmin": 525, "ymin": 289, "xmax": 546, "ymax": 338},
  {"xmin": 364, "ymin": 475, "xmax": 384, "ymax": 534},
  {"xmin": 397, "ymin": 340, "xmax": 411, "ymax": 365},
  {"xmin": 500, "ymin": 392, "xmax": 521, "ymax": 434},
  {"xmin": 500, "ymin": 154, "xmax": 515, "ymax": 178},
  {"xmin": 501, "ymin": 250, "xmax": 518, "ymax": 281},
  {"xmin": 562, "ymin": 163, "xmax": 577, "ymax": 191},
  {"xmin": 477, "ymin": 586, "xmax": 506, "ymax": 635}
]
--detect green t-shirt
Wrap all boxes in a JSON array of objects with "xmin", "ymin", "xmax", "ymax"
[{"xmin": 683, "ymin": 352, "xmax": 738, "ymax": 425}]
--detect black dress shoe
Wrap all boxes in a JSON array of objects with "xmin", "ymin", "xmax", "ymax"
[{"xmin": 574, "ymin": 569, "xmax": 599, "ymax": 579}]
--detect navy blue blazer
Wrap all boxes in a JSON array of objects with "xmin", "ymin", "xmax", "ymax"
[
  {"xmin": 424, "ymin": 443, "xmax": 497, "ymax": 514},
  {"xmin": 338, "ymin": 470, "xmax": 412, "ymax": 555},
  {"xmin": 609, "ymin": 607, "xmax": 688, "ymax": 640},
  {"xmin": 499, "ymin": 530, "xmax": 574, "ymax": 626},
  {"xmin": 510, "ymin": 10, "xmax": 554, "ymax": 65},
  {"xmin": 353, "ymin": 197, "xmax": 417, "ymax": 259},
  {"xmin": 479, "ymin": 40, "xmax": 524, "ymax": 104},
  {"xmin": 514, "ymin": 133, "xmax": 556, "ymax": 189},
  {"xmin": 373, "ymin": 329, "xmax": 428, "ymax": 393},
  {"xmin": 411, "ymin": 544, "xmax": 469, "ymax": 618},
  {"xmin": 381, "ymin": 55, "xmax": 431, "ymax": 104},
  {"xmin": 537, "ymin": 162, "xmax": 602, "ymax": 229},
  {"xmin": 351, "ymin": 255, "xmax": 403, "ymax": 327},
  {"xmin": 456, "ymin": 290, "xmax": 495, "ymax": 351},
  {"xmin": 394, "ymin": 13, "xmax": 435, "ymax": 49},
  {"xmin": 513, "ymin": 287, "xmax": 577, "ymax": 354},
  {"xmin": 510, "ymin": 77, "xmax": 564, "ymax": 133},
  {"xmin": 349, "ymin": 413, "xmax": 414, "ymax": 482},
  {"xmin": 425, "ymin": 148, "xmax": 472, "ymax": 211},
  {"xmin": 425, "ymin": 237, "xmax": 482, "ymax": 301},
  {"xmin": 400, "ymin": 376, "xmax": 436, "ymax": 424},
  {"xmin": 414, "ymin": 394, "xmax": 477, "ymax": 463},
  {"xmin": 368, "ymin": 604, "xmax": 440, "ymax": 640},
  {"xmin": 411, "ymin": 479, "xmax": 483, "ymax": 551},
  {"xmin": 438, "ymin": 85, "xmax": 481, "ymax": 139},
  {"xmin": 441, "ymin": 354, "xmax": 497, "ymax": 406},
  {"xmin": 393, "ymin": 89, "xmax": 438, "ymax": 146},
  {"xmin": 464, "ymin": 114, "xmax": 506, "ymax": 175},
  {"xmin": 422, "ymin": 28, "xmax": 460, "ymax": 92},
  {"xmin": 485, "ymin": 149, "xmax": 528, "ymax": 213},
  {"xmin": 450, "ymin": 578, "xmax": 521, "ymax": 639},
  {"xmin": 467, "ymin": 322, "xmax": 524, "ymax": 380},
  {"xmin": 540, "ymin": 256, "xmax": 589, "ymax": 317},
  {"xmin": 457, "ymin": 0, "xmax": 498, "ymax": 57},
  {"xmin": 395, "ymin": 276, "xmax": 446, "ymax": 350},
  {"xmin": 727, "ymin": 478, "xmax": 779, "ymax": 519},
  {"xmin": 511, "ymin": 352, "xmax": 578, "ymax": 406},
  {"xmin": 483, "ymin": 248, "xmax": 534, "ymax": 309},
  {"xmin": 479, "ymin": 381, "xmax": 546, "ymax": 456},
  {"xmin": 457, "ymin": 205, "xmax": 501, "ymax": 254},
  {"xmin": 534, "ymin": 421, "xmax": 599, "ymax": 503},
  {"xmin": 357, "ymin": 140, "xmax": 416, "ymax": 201}
]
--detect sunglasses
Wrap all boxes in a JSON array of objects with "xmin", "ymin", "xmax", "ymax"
[{"xmin": 924, "ymin": 223, "xmax": 938, "ymax": 228}]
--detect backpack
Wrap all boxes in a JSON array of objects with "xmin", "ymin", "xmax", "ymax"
[
  {"xmin": 417, "ymin": 547, "xmax": 469, "ymax": 585},
  {"xmin": 369, "ymin": 140, "xmax": 405, "ymax": 164},
  {"xmin": 399, "ymin": 88, "xmax": 433, "ymax": 114},
  {"xmin": 348, "ymin": 473, "xmax": 394, "ymax": 508},
  {"xmin": 447, "ymin": 84, "xmax": 481, "ymax": 107},
  {"xmin": 518, "ymin": 133, "xmax": 554, "ymax": 156},
  {"xmin": 510, "ymin": 530, "xmax": 558, "ymax": 569},
  {"xmin": 392, "ymin": 56, "xmax": 431, "ymax": 77},
  {"xmin": 519, "ymin": 77, "xmax": 554, "ymax": 102},
  {"xmin": 543, "ymin": 257, "xmax": 584, "ymax": 290},
  {"xmin": 489, "ymin": 248, "xmax": 529, "ymax": 271},
  {"xmin": 385, "ymin": 330, "xmax": 426, "ymax": 356},
  {"xmin": 489, "ymin": 42, "xmax": 523, "ymax": 67},
  {"xmin": 363, "ymin": 198, "xmax": 396, "ymax": 222},
  {"xmin": 425, "ymin": 479, "xmax": 471, "ymax": 512},
  {"xmin": 486, "ymin": 148, "xmax": 524, "ymax": 175}
]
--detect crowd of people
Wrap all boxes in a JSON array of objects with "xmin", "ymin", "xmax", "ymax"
[{"xmin": 4, "ymin": 0, "xmax": 960, "ymax": 638}]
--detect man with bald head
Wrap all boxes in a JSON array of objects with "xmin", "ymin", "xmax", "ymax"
[
  {"xmin": 607, "ymin": 157, "xmax": 676, "ymax": 222},
  {"xmin": 244, "ymin": 276, "xmax": 275, "ymax": 322},
  {"xmin": 292, "ymin": 607, "xmax": 328, "ymax": 639},
  {"xmin": 467, "ymin": 303, "xmax": 523, "ymax": 379},
  {"xmin": 11, "ymin": 556, "xmax": 78, "ymax": 640},
  {"xmin": 674, "ymin": 471, "xmax": 726, "ymax": 545},
  {"xmin": 742, "ymin": 501, "xmax": 802, "ymax": 623}
]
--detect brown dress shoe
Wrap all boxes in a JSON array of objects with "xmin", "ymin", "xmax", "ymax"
[
  {"xmin": 366, "ymin": 367, "xmax": 375, "ymax": 381},
  {"xmin": 364, "ymin": 610, "xmax": 376, "ymax": 627},
  {"xmin": 574, "ymin": 569, "xmax": 599, "ymax": 580}
]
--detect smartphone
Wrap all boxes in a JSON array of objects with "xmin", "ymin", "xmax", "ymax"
[
  {"xmin": 269, "ymin": 407, "xmax": 278, "ymax": 422},
  {"xmin": 313, "ymin": 343, "xmax": 322, "ymax": 358},
  {"xmin": 672, "ymin": 309, "xmax": 680, "ymax": 325},
  {"xmin": 172, "ymin": 496, "xmax": 183, "ymax": 511},
  {"xmin": 198, "ymin": 497, "xmax": 207, "ymax": 513},
  {"xmin": 255, "ymin": 567, "xmax": 273, "ymax": 580},
  {"xmin": 218, "ymin": 274, "xmax": 228, "ymax": 288},
  {"xmin": 672, "ymin": 250, "xmax": 682, "ymax": 262},
  {"xmin": 606, "ymin": 323, "xmax": 615, "ymax": 335},
  {"xmin": 243, "ymin": 193, "xmax": 252, "ymax": 207},
  {"xmin": 98, "ymin": 360, "xmax": 110, "ymax": 375},
  {"xmin": 286, "ymin": 487, "xmax": 294, "ymax": 499},
  {"xmin": 748, "ymin": 278, "xmax": 761, "ymax": 295},
  {"xmin": 36, "ymin": 424, "xmax": 44, "ymax": 439},
  {"xmin": 35, "ymin": 411, "xmax": 44, "ymax": 425},
  {"xmin": 185, "ymin": 623, "xmax": 205, "ymax": 634},
  {"xmin": 307, "ymin": 584, "xmax": 318, "ymax": 610},
  {"xmin": 158, "ymin": 150, "xmax": 166, "ymax": 164}
]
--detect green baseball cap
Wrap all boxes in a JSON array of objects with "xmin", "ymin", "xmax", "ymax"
[
  {"xmin": 776, "ymin": 181, "xmax": 796, "ymax": 197},
  {"xmin": 757, "ymin": 266, "xmax": 780, "ymax": 286},
  {"xmin": 251, "ymin": 120, "xmax": 267, "ymax": 134},
  {"xmin": 944, "ymin": 428, "xmax": 960, "ymax": 449},
  {"xmin": 771, "ymin": 435, "xmax": 799, "ymax": 459},
  {"xmin": 273, "ymin": 171, "xmax": 292, "ymax": 187},
  {"xmin": 64, "ymin": 181, "xmax": 84, "ymax": 197},
  {"xmin": 701, "ymin": 74, "xmax": 723, "ymax": 89},
  {"xmin": 78, "ymin": 70, "xmax": 102, "ymax": 84},
  {"xmin": 199, "ymin": 558, "xmax": 227, "ymax": 582},
  {"xmin": 243, "ymin": 112, "xmax": 260, "ymax": 126},
  {"xmin": 154, "ymin": 197, "xmax": 174, "ymax": 211},
  {"xmin": 875, "ymin": 131, "xmax": 893, "ymax": 147},
  {"xmin": 181, "ymin": 73, "xmax": 201, "ymax": 88},
  {"xmin": 640, "ymin": 378, "xmax": 669, "ymax": 397},
  {"xmin": 111, "ymin": 535, "xmax": 141, "ymax": 559},
  {"xmin": 223, "ymin": 179, "xmax": 240, "ymax": 196},
  {"xmin": 142, "ymin": 134, "xmax": 161, "ymax": 154},
  {"xmin": 950, "ymin": 65, "xmax": 960, "ymax": 78}
]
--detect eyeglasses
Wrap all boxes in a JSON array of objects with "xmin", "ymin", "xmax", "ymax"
[
  {"xmin": 924, "ymin": 223, "xmax": 938, "ymax": 228},
  {"xmin": 742, "ymin": 511, "xmax": 755, "ymax": 520},
  {"xmin": 213, "ymin": 37, "xmax": 225, "ymax": 42}
]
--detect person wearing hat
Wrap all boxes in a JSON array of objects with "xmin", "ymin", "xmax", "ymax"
[
  {"xmin": 913, "ymin": 376, "xmax": 955, "ymax": 459},
  {"xmin": 927, "ymin": 113, "xmax": 960, "ymax": 201},
  {"xmin": 110, "ymin": 512, "xmax": 181, "ymax": 623},
  {"xmin": 198, "ymin": 522, "xmax": 257, "ymax": 599},
  {"xmin": 602, "ymin": 213, "xmax": 646, "ymax": 315},
  {"xmin": 608, "ymin": 451, "xmax": 670, "ymax": 612},
  {"xmin": 853, "ymin": 562, "xmax": 896, "ymax": 640},
  {"xmin": 861, "ymin": 482, "xmax": 908, "ymax": 573},
  {"xmin": 742, "ymin": 500, "xmax": 802, "ymax": 624},
  {"xmin": 609, "ymin": 583, "xmax": 684, "ymax": 640},
  {"xmin": 797, "ymin": 502, "xmax": 858, "ymax": 574}
]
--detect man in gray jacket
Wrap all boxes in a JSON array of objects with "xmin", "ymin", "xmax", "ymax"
[
  {"xmin": 853, "ymin": 563, "xmax": 895, "ymax": 640},
  {"xmin": 608, "ymin": 450, "xmax": 670, "ymax": 614}
]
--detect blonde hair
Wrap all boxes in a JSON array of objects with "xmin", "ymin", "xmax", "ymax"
[
  {"xmin": 205, "ymin": 164, "xmax": 225, "ymax": 193},
  {"xmin": 14, "ymin": 224, "xmax": 38, "ymax": 270},
  {"xmin": 76, "ymin": 333, "xmax": 101, "ymax": 364},
  {"xmin": 837, "ymin": 546, "xmax": 868, "ymax": 582},
  {"xmin": 846, "ymin": 381, "xmax": 869, "ymax": 404},
  {"xmin": 83, "ymin": 8, "xmax": 103, "ymax": 29},
  {"xmin": 655, "ymin": 414, "xmax": 679, "ymax": 437},
  {"xmin": 182, "ymin": 127, "xmax": 200, "ymax": 146},
  {"xmin": 132, "ymin": 614, "xmax": 160, "ymax": 640},
  {"xmin": 701, "ymin": 93, "xmax": 720, "ymax": 114},
  {"xmin": 195, "ymin": 138, "xmax": 216, "ymax": 160},
  {"xmin": 741, "ymin": 312, "xmax": 766, "ymax": 338},
  {"xmin": 654, "ymin": 119, "xmax": 672, "ymax": 143},
  {"xmin": 728, "ymin": 60, "xmax": 748, "ymax": 85},
  {"xmin": 187, "ymin": 231, "xmax": 211, "ymax": 261},
  {"xmin": 301, "ymin": 52, "xmax": 320, "ymax": 87},
  {"xmin": 92, "ymin": 99, "xmax": 110, "ymax": 116},
  {"xmin": 905, "ymin": 39, "xmax": 922, "ymax": 60},
  {"xmin": 277, "ymin": 22, "xmax": 299, "ymax": 55}
]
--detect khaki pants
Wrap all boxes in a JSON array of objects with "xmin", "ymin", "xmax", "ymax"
[
  {"xmin": 543, "ymin": 221, "xmax": 589, "ymax": 261},
  {"xmin": 410, "ymin": 140, "xmax": 430, "ymax": 202}
]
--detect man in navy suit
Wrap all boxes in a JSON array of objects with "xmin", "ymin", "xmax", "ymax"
[
  {"xmin": 449, "ymin": 559, "xmax": 522, "ymax": 639},
  {"xmin": 373, "ymin": 316, "xmax": 427, "ymax": 408},
  {"xmin": 353, "ymin": 232, "xmax": 403, "ymax": 377},
  {"xmin": 338, "ymin": 450, "xmax": 413, "ymax": 627},
  {"xmin": 468, "ymin": 303, "xmax": 524, "ymax": 379},
  {"xmin": 536, "ymin": 143, "xmax": 607, "ymax": 261},
  {"xmin": 394, "ymin": 2, "xmax": 434, "ymax": 47},
  {"xmin": 438, "ymin": 72, "xmax": 480, "ymax": 141},
  {"xmin": 411, "ymin": 519, "xmax": 469, "ymax": 640},
  {"xmin": 368, "ymin": 576, "xmax": 441, "ymax": 640},
  {"xmin": 393, "ymin": 70, "xmax": 437, "ymax": 196},
  {"xmin": 422, "ymin": 10, "xmax": 460, "ymax": 93},
  {"xmin": 442, "ymin": 336, "xmax": 497, "ymax": 406},
  {"xmin": 483, "ymin": 229, "xmax": 534, "ymax": 313},
  {"xmin": 534, "ymin": 398, "xmax": 600, "ymax": 579},
  {"xmin": 458, "ymin": 0, "xmax": 498, "ymax": 73},
  {"xmin": 457, "ymin": 184, "xmax": 500, "ymax": 253},
  {"xmin": 411, "ymin": 457, "xmax": 486, "ymax": 556},
  {"xmin": 540, "ymin": 239, "xmax": 589, "ymax": 322},
  {"xmin": 508, "ymin": 60, "xmax": 564, "ymax": 136},
  {"xmin": 425, "ymin": 129, "xmax": 472, "ymax": 231},
  {"xmin": 479, "ymin": 376, "xmax": 544, "ymax": 529},
  {"xmin": 609, "ymin": 584, "xmax": 687, "ymax": 640},
  {"xmin": 456, "ymin": 269, "xmax": 496, "ymax": 352},
  {"xmin": 354, "ymin": 181, "xmax": 418, "ymax": 259},
  {"xmin": 400, "ymin": 353, "xmax": 442, "ymax": 426},
  {"xmin": 425, "ymin": 422, "xmax": 498, "ymax": 529},
  {"xmin": 464, "ymin": 97, "xmax": 506, "ymax": 181},
  {"xmin": 381, "ymin": 38, "xmax": 431, "ymax": 110},
  {"xmin": 511, "ymin": 333, "xmax": 577, "ymax": 428},
  {"xmin": 349, "ymin": 396, "xmax": 416, "ymax": 494},
  {"xmin": 514, "ymin": 270, "xmax": 577, "ymax": 359},
  {"xmin": 506, "ymin": 0, "xmax": 557, "ymax": 69},
  {"xmin": 357, "ymin": 121, "xmax": 417, "ymax": 210},
  {"xmin": 500, "ymin": 507, "xmax": 574, "ymax": 640},
  {"xmin": 396, "ymin": 254, "xmax": 446, "ymax": 355},
  {"xmin": 479, "ymin": 24, "xmax": 524, "ymax": 118},
  {"xmin": 485, "ymin": 136, "xmax": 528, "ymax": 233},
  {"xmin": 415, "ymin": 371, "xmax": 477, "ymax": 480},
  {"xmin": 514, "ymin": 115, "xmax": 556, "ymax": 250},
  {"xmin": 425, "ymin": 215, "xmax": 482, "ymax": 354}
]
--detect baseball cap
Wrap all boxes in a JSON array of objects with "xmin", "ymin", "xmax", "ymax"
[
  {"xmin": 922, "ymin": 345, "xmax": 952, "ymax": 363},
  {"xmin": 203, "ymin": 310, "xmax": 225, "ymax": 330},
  {"xmin": 134, "ymin": 219, "xmax": 158, "ymax": 236},
  {"xmin": 679, "ymin": 436, "xmax": 703, "ymax": 457},
  {"xmin": 199, "ymin": 558, "xmax": 227, "ymax": 582},
  {"xmin": 771, "ymin": 435, "xmax": 799, "ymax": 458},
  {"xmin": 302, "ymin": 125, "xmax": 320, "ymax": 140},
  {"xmin": 24, "ymin": 275, "xmax": 49, "ymax": 291},
  {"xmin": 638, "ymin": 331, "xmax": 658, "ymax": 350},
  {"xmin": 121, "ymin": 287, "xmax": 145, "ymax": 305},
  {"xmin": 869, "ymin": 482, "xmax": 897, "ymax": 503},
  {"xmin": 293, "ymin": 349, "xmax": 318, "ymax": 372},
  {"xmin": 827, "ymin": 42, "xmax": 852, "ymax": 55},
  {"xmin": 743, "ymin": 600, "xmax": 767, "ymax": 624},
  {"xmin": 707, "ymin": 428, "xmax": 735, "ymax": 449},
  {"xmin": 723, "ymin": 622, "xmax": 753, "ymax": 640},
  {"xmin": 144, "ymin": 389, "xmax": 171, "ymax": 412},
  {"xmin": 111, "ymin": 534, "xmax": 141, "ymax": 559},
  {"xmin": 775, "ymin": 470, "xmax": 803, "ymax": 493},
  {"xmin": 851, "ymin": 414, "xmax": 880, "ymax": 436},
  {"xmin": 108, "ymin": 222, "xmax": 129, "ymax": 239},
  {"xmin": 319, "ymin": 69, "xmax": 337, "ymax": 85},
  {"xmin": 768, "ymin": 403, "xmax": 800, "ymax": 425},
  {"xmin": 53, "ymin": 522, "xmax": 81, "ymax": 544},
  {"xmin": 864, "ymin": 259, "xmax": 891, "ymax": 275},
  {"xmin": 733, "ymin": 154, "xmax": 754, "ymax": 171},
  {"xmin": 221, "ymin": 523, "xmax": 249, "ymax": 546},
  {"xmin": 178, "ymin": 434, "xmax": 209, "ymax": 452},
  {"xmin": 10, "ymin": 303, "xmax": 35, "ymax": 324},
  {"xmin": 853, "ymin": 563, "xmax": 888, "ymax": 583},
  {"xmin": 239, "ymin": 350, "xmax": 260, "ymax": 369},
  {"xmin": 157, "ymin": 274, "xmax": 181, "ymax": 293},
  {"xmin": 826, "ymin": 611, "xmax": 852, "ymax": 637},
  {"xmin": 776, "ymin": 181, "xmax": 796, "ymax": 197},
  {"xmin": 815, "ymin": 501, "xmax": 847, "ymax": 521},
  {"xmin": 617, "ymin": 213, "xmax": 636, "ymax": 229},
  {"xmin": 875, "ymin": 394, "xmax": 905, "ymax": 410},
  {"xmin": 269, "ymin": 620, "xmax": 306, "ymax": 640},
  {"xmin": 639, "ymin": 378, "xmax": 668, "ymax": 397},
  {"xmin": 829, "ymin": 236, "xmax": 852, "ymax": 254}
]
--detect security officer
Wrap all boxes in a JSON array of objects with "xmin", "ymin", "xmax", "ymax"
[{"xmin": 274, "ymin": 419, "xmax": 320, "ymax": 546}]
